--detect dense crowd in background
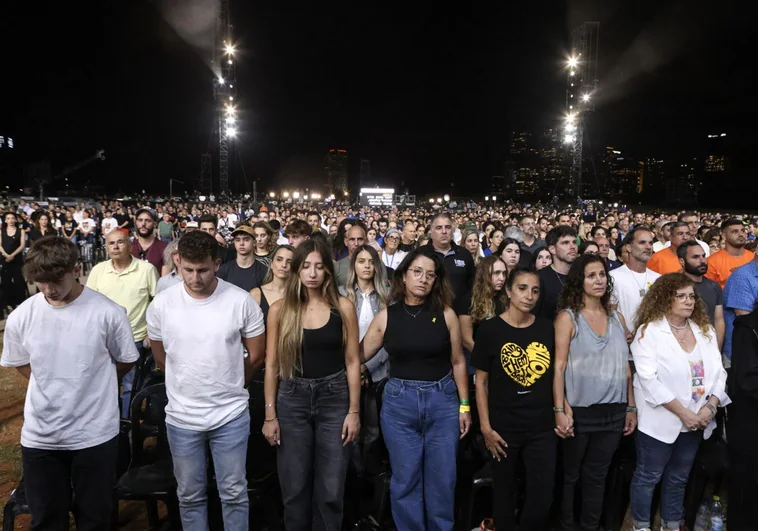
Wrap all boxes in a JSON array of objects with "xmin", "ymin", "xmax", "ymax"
[{"xmin": 2, "ymin": 194, "xmax": 758, "ymax": 531}]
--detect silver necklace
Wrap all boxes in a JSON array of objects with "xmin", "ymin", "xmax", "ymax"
[
  {"xmin": 669, "ymin": 319, "xmax": 689, "ymax": 331},
  {"xmin": 630, "ymin": 268, "xmax": 649, "ymax": 297},
  {"xmin": 403, "ymin": 304, "xmax": 423, "ymax": 318}
]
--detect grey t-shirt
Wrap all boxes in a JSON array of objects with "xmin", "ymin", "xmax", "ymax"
[{"xmin": 694, "ymin": 277, "xmax": 723, "ymax": 325}]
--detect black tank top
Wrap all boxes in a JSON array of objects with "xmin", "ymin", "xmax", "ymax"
[
  {"xmin": 259, "ymin": 288, "xmax": 270, "ymax": 324},
  {"xmin": 383, "ymin": 302, "xmax": 451, "ymax": 381},
  {"xmin": 300, "ymin": 311, "xmax": 345, "ymax": 379}
]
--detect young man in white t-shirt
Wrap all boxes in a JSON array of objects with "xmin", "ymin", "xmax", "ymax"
[
  {"xmin": 147, "ymin": 230, "xmax": 266, "ymax": 529},
  {"xmin": 610, "ymin": 227, "xmax": 661, "ymax": 329},
  {"xmin": 0, "ymin": 237, "xmax": 139, "ymax": 529}
]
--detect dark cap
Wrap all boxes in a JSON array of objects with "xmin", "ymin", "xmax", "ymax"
[{"xmin": 134, "ymin": 208, "xmax": 155, "ymax": 220}]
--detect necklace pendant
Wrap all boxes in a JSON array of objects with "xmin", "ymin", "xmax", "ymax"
[{"xmin": 639, "ymin": 288, "xmax": 646, "ymax": 297}]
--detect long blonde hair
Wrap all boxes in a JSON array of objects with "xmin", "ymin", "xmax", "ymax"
[
  {"xmin": 277, "ymin": 239, "xmax": 346, "ymax": 378},
  {"xmin": 345, "ymin": 245, "xmax": 390, "ymax": 309}
]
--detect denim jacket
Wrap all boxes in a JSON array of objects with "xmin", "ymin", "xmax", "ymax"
[{"xmin": 339, "ymin": 285, "xmax": 389, "ymax": 382}]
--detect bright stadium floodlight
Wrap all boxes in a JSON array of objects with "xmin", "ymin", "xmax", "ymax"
[
  {"xmin": 283, "ymin": 191, "xmax": 290, "ymax": 198},
  {"xmin": 565, "ymin": 122, "xmax": 576, "ymax": 133},
  {"xmin": 564, "ymin": 134, "xmax": 575, "ymax": 144},
  {"xmin": 225, "ymin": 127, "xmax": 237, "ymax": 138},
  {"xmin": 436, "ymin": 197, "xmax": 442, "ymax": 203},
  {"xmin": 492, "ymin": 196, "xmax": 497, "ymax": 201},
  {"xmin": 218, "ymin": 77, "xmax": 225, "ymax": 85},
  {"xmin": 429, "ymin": 198, "xmax": 435, "ymax": 204},
  {"xmin": 225, "ymin": 116, "xmax": 235, "ymax": 124},
  {"xmin": 485, "ymin": 196, "xmax": 489, "ymax": 201},
  {"xmin": 269, "ymin": 192, "xmax": 275, "ymax": 198},
  {"xmin": 443, "ymin": 194, "xmax": 450, "ymax": 202},
  {"xmin": 582, "ymin": 94, "xmax": 591, "ymax": 103},
  {"xmin": 225, "ymin": 43, "xmax": 236, "ymax": 55},
  {"xmin": 567, "ymin": 56, "xmax": 578, "ymax": 68},
  {"xmin": 293, "ymin": 191, "xmax": 300, "ymax": 199}
]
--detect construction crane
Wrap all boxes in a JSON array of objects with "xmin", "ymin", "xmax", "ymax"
[{"xmin": 38, "ymin": 149, "xmax": 105, "ymax": 200}]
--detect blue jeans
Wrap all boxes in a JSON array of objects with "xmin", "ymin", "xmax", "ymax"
[
  {"xmin": 166, "ymin": 411, "xmax": 250, "ymax": 531},
  {"xmin": 121, "ymin": 342, "xmax": 145, "ymax": 418},
  {"xmin": 380, "ymin": 373, "xmax": 460, "ymax": 531},
  {"xmin": 277, "ymin": 370, "xmax": 350, "ymax": 531},
  {"xmin": 631, "ymin": 430, "xmax": 702, "ymax": 529}
]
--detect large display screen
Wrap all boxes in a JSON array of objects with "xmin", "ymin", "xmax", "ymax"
[{"xmin": 360, "ymin": 188, "xmax": 394, "ymax": 207}]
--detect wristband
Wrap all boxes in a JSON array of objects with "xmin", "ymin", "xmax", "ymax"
[
  {"xmin": 705, "ymin": 403, "xmax": 717, "ymax": 418},
  {"xmin": 459, "ymin": 405, "xmax": 471, "ymax": 413},
  {"xmin": 626, "ymin": 406, "xmax": 638, "ymax": 413},
  {"xmin": 553, "ymin": 407, "xmax": 565, "ymax": 413},
  {"xmin": 460, "ymin": 398, "xmax": 469, "ymax": 406},
  {"xmin": 264, "ymin": 417, "xmax": 278, "ymax": 423}
]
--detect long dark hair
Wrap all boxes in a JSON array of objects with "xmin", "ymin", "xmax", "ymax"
[
  {"xmin": 557, "ymin": 253, "xmax": 614, "ymax": 316},
  {"xmin": 390, "ymin": 248, "xmax": 453, "ymax": 313}
]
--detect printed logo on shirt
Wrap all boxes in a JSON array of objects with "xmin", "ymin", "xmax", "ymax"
[
  {"xmin": 454, "ymin": 259, "xmax": 466, "ymax": 267},
  {"xmin": 500, "ymin": 341, "xmax": 551, "ymax": 387}
]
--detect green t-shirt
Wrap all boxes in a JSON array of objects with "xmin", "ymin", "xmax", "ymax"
[{"xmin": 158, "ymin": 220, "xmax": 174, "ymax": 239}]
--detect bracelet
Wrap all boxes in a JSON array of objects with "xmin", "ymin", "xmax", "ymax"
[
  {"xmin": 626, "ymin": 406, "xmax": 638, "ymax": 413},
  {"xmin": 460, "ymin": 398, "xmax": 469, "ymax": 406},
  {"xmin": 459, "ymin": 405, "xmax": 471, "ymax": 413},
  {"xmin": 264, "ymin": 417, "xmax": 278, "ymax": 422},
  {"xmin": 348, "ymin": 410, "xmax": 360, "ymax": 415},
  {"xmin": 705, "ymin": 403, "xmax": 717, "ymax": 418},
  {"xmin": 553, "ymin": 407, "xmax": 565, "ymax": 413}
]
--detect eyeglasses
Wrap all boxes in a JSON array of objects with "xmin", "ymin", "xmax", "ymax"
[
  {"xmin": 674, "ymin": 293, "xmax": 698, "ymax": 302},
  {"xmin": 386, "ymin": 236, "xmax": 400, "ymax": 242},
  {"xmin": 409, "ymin": 268, "xmax": 437, "ymax": 281}
]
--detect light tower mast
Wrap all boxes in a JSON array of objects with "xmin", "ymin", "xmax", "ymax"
[
  {"xmin": 563, "ymin": 22, "xmax": 599, "ymax": 199},
  {"xmin": 213, "ymin": 0, "xmax": 237, "ymax": 195}
]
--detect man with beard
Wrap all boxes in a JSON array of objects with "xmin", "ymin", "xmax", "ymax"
[
  {"xmin": 131, "ymin": 208, "xmax": 168, "ymax": 273},
  {"xmin": 610, "ymin": 228, "xmax": 660, "ymax": 329},
  {"xmin": 678, "ymin": 240, "xmax": 725, "ymax": 349},
  {"xmin": 217, "ymin": 225, "xmax": 267, "ymax": 292},
  {"xmin": 519, "ymin": 215, "xmax": 546, "ymax": 254},
  {"xmin": 706, "ymin": 218, "xmax": 753, "ymax": 289},
  {"xmin": 533, "ymin": 225, "xmax": 577, "ymax": 319}
]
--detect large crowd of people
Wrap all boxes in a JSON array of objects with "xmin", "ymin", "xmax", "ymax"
[{"xmin": 2, "ymin": 194, "xmax": 758, "ymax": 531}]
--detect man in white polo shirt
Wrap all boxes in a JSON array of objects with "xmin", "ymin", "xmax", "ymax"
[
  {"xmin": 1, "ymin": 237, "xmax": 139, "ymax": 529},
  {"xmin": 87, "ymin": 228, "xmax": 158, "ymax": 416},
  {"xmin": 147, "ymin": 230, "xmax": 265, "ymax": 530}
]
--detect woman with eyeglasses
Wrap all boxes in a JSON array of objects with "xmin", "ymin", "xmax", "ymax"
[
  {"xmin": 471, "ymin": 267, "xmax": 557, "ymax": 531},
  {"xmin": 578, "ymin": 240, "xmax": 599, "ymax": 256},
  {"xmin": 483, "ymin": 228, "xmax": 504, "ymax": 257},
  {"xmin": 459, "ymin": 255, "xmax": 508, "ymax": 353},
  {"xmin": 629, "ymin": 273, "xmax": 729, "ymax": 531},
  {"xmin": 361, "ymin": 248, "xmax": 471, "ymax": 530},
  {"xmin": 262, "ymin": 239, "xmax": 361, "ymax": 530},
  {"xmin": 380, "ymin": 228, "xmax": 407, "ymax": 271},
  {"xmin": 340, "ymin": 244, "xmax": 391, "ymax": 384}
]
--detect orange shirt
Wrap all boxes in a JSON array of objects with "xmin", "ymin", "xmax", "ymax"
[
  {"xmin": 647, "ymin": 247, "xmax": 682, "ymax": 275},
  {"xmin": 705, "ymin": 249, "xmax": 755, "ymax": 289}
]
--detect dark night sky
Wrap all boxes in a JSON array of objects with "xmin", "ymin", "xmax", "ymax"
[{"xmin": 0, "ymin": 0, "xmax": 753, "ymax": 196}]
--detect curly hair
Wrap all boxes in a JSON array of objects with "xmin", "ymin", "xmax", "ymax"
[
  {"xmin": 634, "ymin": 273, "xmax": 712, "ymax": 339},
  {"xmin": 557, "ymin": 254, "xmax": 614, "ymax": 316},
  {"xmin": 470, "ymin": 255, "xmax": 508, "ymax": 323}
]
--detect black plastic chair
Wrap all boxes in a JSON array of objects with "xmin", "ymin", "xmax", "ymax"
[
  {"xmin": 466, "ymin": 460, "xmax": 494, "ymax": 529},
  {"xmin": 114, "ymin": 383, "xmax": 180, "ymax": 530},
  {"xmin": 2, "ymin": 478, "xmax": 30, "ymax": 531}
]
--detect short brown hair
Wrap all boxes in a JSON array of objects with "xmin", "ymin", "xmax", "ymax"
[
  {"xmin": 284, "ymin": 219, "xmax": 311, "ymax": 238},
  {"xmin": 178, "ymin": 230, "xmax": 218, "ymax": 262},
  {"xmin": 23, "ymin": 236, "xmax": 79, "ymax": 282}
]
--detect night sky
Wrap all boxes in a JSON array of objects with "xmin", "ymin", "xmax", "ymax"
[{"xmin": 0, "ymin": 0, "xmax": 753, "ymax": 197}]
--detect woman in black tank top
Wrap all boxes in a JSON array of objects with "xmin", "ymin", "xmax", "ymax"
[
  {"xmin": 251, "ymin": 245, "xmax": 294, "ymax": 323},
  {"xmin": 362, "ymin": 248, "xmax": 471, "ymax": 531},
  {"xmin": 262, "ymin": 240, "xmax": 361, "ymax": 531}
]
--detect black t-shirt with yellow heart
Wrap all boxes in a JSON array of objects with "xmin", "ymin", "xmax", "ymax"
[{"xmin": 471, "ymin": 315, "xmax": 555, "ymax": 432}]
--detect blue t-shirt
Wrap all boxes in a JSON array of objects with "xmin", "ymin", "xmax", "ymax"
[{"xmin": 723, "ymin": 259, "xmax": 758, "ymax": 357}]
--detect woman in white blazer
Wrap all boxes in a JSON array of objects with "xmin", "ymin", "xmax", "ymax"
[{"xmin": 629, "ymin": 273, "xmax": 729, "ymax": 531}]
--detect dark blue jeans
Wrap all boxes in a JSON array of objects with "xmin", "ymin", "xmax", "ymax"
[
  {"xmin": 277, "ymin": 370, "xmax": 350, "ymax": 531},
  {"xmin": 380, "ymin": 373, "xmax": 460, "ymax": 531},
  {"xmin": 631, "ymin": 430, "xmax": 702, "ymax": 529}
]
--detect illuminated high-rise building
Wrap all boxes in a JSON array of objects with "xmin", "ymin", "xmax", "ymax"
[{"xmin": 325, "ymin": 149, "xmax": 348, "ymax": 194}]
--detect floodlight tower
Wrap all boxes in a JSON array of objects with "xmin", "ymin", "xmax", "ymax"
[
  {"xmin": 563, "ymin": 22, "xmax": 599, "ymax": 199},
  {"xmin": 213, "ymin": 0, "xmax": 237, "ymax": 195}
]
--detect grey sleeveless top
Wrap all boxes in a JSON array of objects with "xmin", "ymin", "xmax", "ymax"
[{"xmin": 563, "ymin": 309, "xmax": 628, "ymax": 407}]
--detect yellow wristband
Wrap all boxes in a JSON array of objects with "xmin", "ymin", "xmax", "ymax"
[{"xmin": 459, "ymin": 405, "xmax": 471, "ymax": 413}]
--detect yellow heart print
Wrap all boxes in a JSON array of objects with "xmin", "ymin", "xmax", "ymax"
[{"xmin": 500, "ymin": 341, "xmax": 551, "ymax": 387}]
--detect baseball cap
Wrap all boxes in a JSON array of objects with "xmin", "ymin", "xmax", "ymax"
[
  {"xmin": 232, "ymin": 225, "xmax": 255, "ymax": 237},
  {"xmin": 135, "ymin": 208, "xmax": 155, "ymax": 220},
  {"xmin": 185, "ymin": 221, "xmax": 199, "ymax": 229}
]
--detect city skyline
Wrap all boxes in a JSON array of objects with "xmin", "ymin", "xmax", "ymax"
[{"xmin": 0, "ymin": 0, "xmax": 752, "ymax": 203}]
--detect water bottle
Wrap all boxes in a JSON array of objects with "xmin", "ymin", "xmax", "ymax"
[
  {"xmin": 710, "ymin": 495, "xmax": 724, "ymax": 530},
  {"xmin": 693, "ymin": 500, "xmax": 710, "ymax": 531}
]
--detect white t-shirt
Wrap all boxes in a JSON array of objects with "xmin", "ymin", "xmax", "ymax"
[
  {"xmin": 101, "ymin": 217, "xmax": 118, "ymax": 235},
  {"xmin": 0, "ymin": 288, "xmax": 139, "ymax": 450},
  {"xmin": 147, "ymin": 279, "xmax": 265, "ymax": 431},
  {"xmin": 358, "ymin": 294, "xmax": 373, "ymax": 341},
  {"xmin": 381, "ymin": 250, "xmax": 407, "ymax": 270},
  {"xmin": 610, "ymin": 265, "xmax": 661, "ymax": 328},
  {"xmin": 79, "ymin": 218, "xmax": 96, "ymax": 234}
]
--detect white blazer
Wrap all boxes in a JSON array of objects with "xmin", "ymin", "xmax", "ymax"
[{"xmin": 631, "ymin": 318, "xmax": 730, "ymax": 444}]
